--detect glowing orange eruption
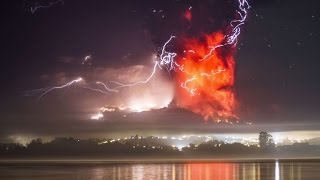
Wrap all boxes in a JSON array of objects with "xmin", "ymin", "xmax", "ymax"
[{"xmin": 176, "ymin": 32, "xmax": 238, "ymax": 121}]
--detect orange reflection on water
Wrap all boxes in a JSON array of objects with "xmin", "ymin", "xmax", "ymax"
[
  {"xmin": 88, "ymin": 161, "xmax": 308, "ymax": 180},
  {"xmin": 0, "ymin": 161, "xmax": 313, "ymax": 180},
  {"xmin": 186, "ymin": 163, "xmax": 237, "ymax": 180}
]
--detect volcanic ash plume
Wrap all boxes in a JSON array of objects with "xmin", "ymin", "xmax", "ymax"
[
  {"xmin": 143, "ymin": 0, "xmax": 249, "ymax": 121},
  {"xmin": 175, "ymin": 32, "xmax": 237, "ymax": 121}
]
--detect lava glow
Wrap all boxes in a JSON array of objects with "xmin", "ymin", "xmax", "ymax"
[
  {"xmin": 176, "ymin": 32, "xmax": 237, "ymax": 121},
  {"xmin": 173, "ymin": 0, "xmax": 250, "ymax": 121}
]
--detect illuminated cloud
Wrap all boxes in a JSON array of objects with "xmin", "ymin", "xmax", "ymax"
[{"xmin": 89, "ymin": 63, "xmax": 175, "ymax": 115}]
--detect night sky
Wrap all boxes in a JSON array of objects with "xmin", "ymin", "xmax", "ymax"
[{"xmin": 1, "ymin": 0, "xmax": 320, "ymax": 142}]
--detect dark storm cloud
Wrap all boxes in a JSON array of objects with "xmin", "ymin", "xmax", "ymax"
[
  {"xmin": 251, "ymin": 0, "xmax": 277, "ymax": 6},
  {"xmin": 236, "ymin": 0, "xmax": 320, "ymax": 121},
  {"xmin": 138, "ymin": 0, "xmax": 236, "ymax": 49}
]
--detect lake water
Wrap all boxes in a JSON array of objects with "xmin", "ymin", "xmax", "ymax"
[{"xmin": 1, "ymin": 160, "xmax": 320, "ymax": 180}]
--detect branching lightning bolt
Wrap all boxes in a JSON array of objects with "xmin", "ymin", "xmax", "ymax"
[
  {"xmin": 29, "ymin": 0, "xmax": 64, "ymax": 14},
  {"xmin": 106, "ymin": 36, "xmax": 177, "ymax": 90},
  {"xmin": 96, "ymin": 82, "xmax": 119, "ymax": 93},
  {"xmin": 26, "ymin": 77, "xmax": 83, "ymax": 100},
  {"xmin": 28, "ymin": 35, "xmax": 178, "ymax": 102},
  {"xmin": 159, "ymin": 36, "xmax": 178, "ymax": 71},
  {"xmin": 109, "ymin": 61, "xmax": 160, "ymax": 89},
  {"xmin": 179, "ymin": 0, "xmax": 250, "ymax": 95},
  {"xmin": 201, "ymin": 0, "xmax": 250, "ymax": 61}
]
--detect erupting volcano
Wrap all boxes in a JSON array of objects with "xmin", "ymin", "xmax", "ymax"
[
  {"xmin": 175, "ymin": 32, "xmax": 237, "ymax": 121},
  {"xmin": 170, "ymin": 0, "xmax": 249, "ymax": 121},
  {"xmin": 27, "ymin": 0, "xmax": 250, "ymax": 123}
]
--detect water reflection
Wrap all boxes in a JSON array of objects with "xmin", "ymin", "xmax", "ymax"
[
  {"xmin": 86, "ymin": 161, "xmax": 319, "ymax": 180},
  {"xmin": 1, "ymin": 161, "xmax": 320, "ymax": 180},
  {"xmin": 275, "ymin": 161, "xmax": 280, "ymax": 180}
]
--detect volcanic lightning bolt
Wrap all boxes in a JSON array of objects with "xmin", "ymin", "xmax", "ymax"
[
  {"xmin": 95, "ymin": 35, "xmax": 177, "ymax": 91},
  {"xmin": 29, "ymin": 0, "xmax": 250, "ymax": 122},
  {"xmin": 26, "ymin": 77, "xmax": 83, "ymax": 101},
  {"xmin": 173, "ymin": 0, "xmax": 250, "ymax": 121},
  {"xmin": 28, "ymin": 0, "xmax": 64, "ymax": 14},
  {"xmin": 176, "ymin": 32, "xmax": 237, "ymax": 120},
  {"xmin": 155, "ymin": 0, "xmax": 250, "ymax": 121}
]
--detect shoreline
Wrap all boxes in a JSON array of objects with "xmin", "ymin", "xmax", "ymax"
[{"xmin": 1, "ymin": 157, "xmax": 320, "ymax": 165}]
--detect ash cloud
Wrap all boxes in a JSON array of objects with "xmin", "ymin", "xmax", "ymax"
[{"xmin": 138, "ymin": 0, "xmax": 237, "ymax": 48}]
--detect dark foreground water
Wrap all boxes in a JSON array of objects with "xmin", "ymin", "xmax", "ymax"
[{"xmin": 1, "ymin": 160, "xmax": 320, "ymax": 180}]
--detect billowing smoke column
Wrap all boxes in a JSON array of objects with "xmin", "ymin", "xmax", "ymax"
[
  {"xmin": 176, "ymin": 32, "xmax": 237, "ymax": 121},
  {"xmin": 170, "ymin": 0, "xmax": 249, "ymax": 121}
]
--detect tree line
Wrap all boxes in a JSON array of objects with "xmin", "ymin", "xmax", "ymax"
[{"xmin": 0, "ymin": 132, "xmax": 319, "ymax": 159}]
